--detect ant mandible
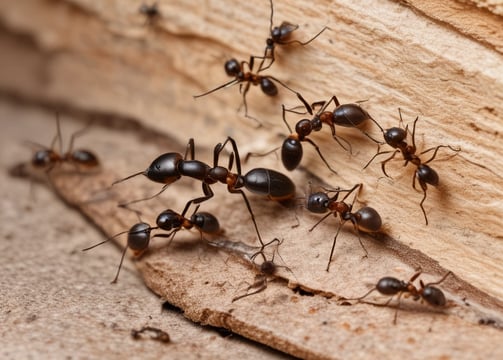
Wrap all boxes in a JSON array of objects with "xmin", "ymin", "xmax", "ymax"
[
  {"xmin": 112, "ymin": 137, "xmax": 296, "ymax": 253},
  {"xmin": 82, "ymin": 205, "xmax": 221, "ymax": 283},
  {"xmin": 256, "ymin": 0, "xmax": 329, "ymax": 71},
  {"xmin": 364, "ymin": 108, "xmax": 460, "ymax": 225},
  {"xmin": 306, "ymin": 183, "xmax": 382, "ymax": 271},
  {"xmin": 351, "ymin": 270, "xmax": 452, "ymax": 324},
  {"xmin": 31, "ymin": 113, "xmax": 99, "ymax": 173},
  {"xmin": 279, "ymin": 93, "xmax": 382, "ymax": 173},
  {"xmin": 193, "ymin": 56, "xmax": 299, "ymax": 122}
]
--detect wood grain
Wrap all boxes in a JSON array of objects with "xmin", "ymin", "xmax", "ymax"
[{"xmin": 2, "ymin": 0, "xmax": 503, "ymax": 358}]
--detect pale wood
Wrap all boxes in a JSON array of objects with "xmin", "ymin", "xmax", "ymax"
[{"xmin": 1, "ymin": 0, "xmax": 503, "ymax": 358}]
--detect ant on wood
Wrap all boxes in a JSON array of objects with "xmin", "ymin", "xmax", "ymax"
[
  {"xmin": 30, "ymin": 113, "xmax": 99, "ymax": 174},
  {"xmin": 111, "ymin": 137, "xmax": 296, "ymax": 254},
  {"xmin": 131, "ymin": 326, "xmax": 170, "ymax": 343},
  {"xmin": 82, "ymin": 205, "xmax": 221, "ymax": 283},
  {"xmin": 193, "ymin": 56, "xmax": 299, "ymax": 123},
  {"xmin": 231, "ymin": 238, "xmax": 292, "ymax": 302},
  {"xmin": 350, "ymin": 270, "xmax": 452, "ymax": 324},
  {"xmin": 279, "ymin": 94, "xmax": 382, "ymax": 173},
  {"xmin": 256, "ymin": 0, "xmax": 329, "ymax": 71},
  {"xmin": 139, "ymin": 2, "xmax": 161, "ymax": 26},
  {"xmin": 364, "ymin": 109, "xmax": 460, "ymax": 225},
  {"xmin": 306, "ymin": 183, "xmax": 382, "ymax": 271}
]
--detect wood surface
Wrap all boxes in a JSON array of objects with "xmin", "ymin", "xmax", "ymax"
[{"xmin": 1, "ymin": 0, "xmax": 503, "ymax": 358}]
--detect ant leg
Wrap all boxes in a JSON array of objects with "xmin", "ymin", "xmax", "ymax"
[
  {"xmin": 326, "ymin": 222, "xmax": 344, "ymax": 271},
  {"xmin": 308, "ymin": 210, "xmax": 333, "ymax": 232},
  {"xmin": 410, "ymin": 116, "xmax": 419, "ymax": 148},
  {"xmin": 417, "ymin": 180, "xmax": 429, "ymax": 225},
  {"xmin": 232, "ymin": 276, "xmax": 267, "ymax": 302},
  {"xmin": 229, "ymin": 188, "xmax": 266, "ymax": 257},
  {"xmin": 281, "ymin": 104, "xmax": 294, "ymax": 133},
  {"xmin": 281, "ymin": 25, "xmax": 329, "ymax": 47},
  {"xmin": 380, "ymin": 150, "xmax": 399, "ymax": 178},
  {"xmin": 362, "ymin": 146, "xmax": 393, "ymax": 170},
  {"xmin": 244, "ymin": 146, "xmax": 280, "ymax": 164},
  {"xmin": 267, "ymin": 75, "xmax": 299, "ymax": 95},
  {"xmin": 54, "ymin": 113, "xmax": 64, "ymax": 155},
  {"xmin": 333, "ymin": 133, "xmax": 353, "ymax": 154},
  {"xmin": 193, "ymin": 78, "xmax": 239, "ymax": 98},
  {"xmin": 216, "ymin": 136, "xmax": 242, "ymax": 174},
  {"xmin": 426, "ymin": 271, "xmax": 452, "ymax": 286},
  {"xmin": 319, "ymin": 95, "xmax": 341, "ymax": 113},
  {"xmin": 341, "ymin": 183, "xmax": 361, "ymax": 204},
  {"xmin": 304, "ymin": 138, "xmax": 338, "ymax": 174},
  {"xmin": 421, "ymin": 145, "xmax": 461, "ymax": 164},
  {"xmin": 350, "ymin": 220, "xmax": 369, "ymax": 259},
  {"xmin": 111, "ymin": 170, "xmax": 147, "ymax": 186},
  {"xmin": 185, "ymin": 138, "xmax": 196, "ymax": 160},
  {"xmin": 67, "ymin": 121, "xmax": 93, "ymax": 154},
  {"xmin": 409, "ymin": 270, "xmax": 423, "ymax": 283},
  {"xmin": 111, "ymin": 245, "xmax": 129, "ymax": 284},
  {"xmin": 392, "ymin": 292, "xmax": 404, "ymax": 325}
]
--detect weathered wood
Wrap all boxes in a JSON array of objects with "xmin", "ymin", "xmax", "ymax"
[{"xmin": 1, "ymin": 0, "xmax": 503, "ymax": 358}]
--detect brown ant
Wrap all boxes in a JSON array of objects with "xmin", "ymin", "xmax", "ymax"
[
  {"xmin": 193, "ymin": 56, "xmax": 299, "ymax": 122},
  {"xmin": 364, "ymin": 109, "xmax": 460, "ymax": 225},
  {"xmin": 306, "ymin": 183, "xmax": 382, "ymax": 271},
  {"xmin": 278, "ymin": 94, "xmax": 382, "ymax": 173},
  {"xmin": 82, "ymin": 205, "xmax": 221, "ymax": 283},
  {"xmin": 231, "ymin": 238, "xmax": 292, "ymax": 302},
  {"xmin": 256, "ymin": 0, "xmax": 329, "ymax": 71},
  {"xmin": 350, "ymin": 270, "xmax": 452, "ymax": 324},
  {"xmin": 131, "ymin": 326, "xmax": 170, "ymax": 342},
  {"xmin": 112, "ymin": 137, "xmax": 296, "ymax": 254},
  {"xmin": 30, "ymin": 113, "xmax": 99, "ymax": 174}
]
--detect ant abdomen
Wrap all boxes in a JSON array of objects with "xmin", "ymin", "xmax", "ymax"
[
  {"xmin": 376, "ymin": 277, "xmax": 406, "ymax": 295},
  {"xmin": 190, "ymin": 212, "xmax": 221, "ymax": 234},
  {"xmin": 260, "ymin": 78, "xmax": 278, "ymax": 96},
  {"xmin": 70, "ymin": 150, "xmax": 100, "ymax": 167},
  {"xmin": 353, "ymin": 207, "xmax": 382, "ymax": 232},
  {"xmin": 128, "ymin": 222, "xmax": 152, "ymax": 254},
  {"xmin": 332, "ymin": 104, "xmax": 371, "ymax": 127},
  {"xmin": 244, "ymin": 168, "xmax": 296, "ymax": 201},
  {"xmin": 281, "ymin": 138, "xmax": 303, "ymax": 171},
  {"xmin": 422, "ymin": 286, "xmax": 446, "ymax": 306},
  {"xmin": 417, "ymin": 164, "xmax": 439, "ymax": 186}
]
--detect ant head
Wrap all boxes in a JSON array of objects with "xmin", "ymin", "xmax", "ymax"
[
  {"xmin": 224, "ymin": 59, "xmax": 241, "ymax": 77},
  {"xmin": 416, "ymin": 164, "xmax": 439, "ymax": 186},
  {"xmin": 190, "ymin": 212, "xmax": 221, "ymax": 234},
  {"xmin": 260, "ymin": 78, "xmax": 278, "ymax": 96},
  {"xmin": 306, "ymin": 192, "xmax": 329, "ymax": 213},
  {"xmin": 421, "ymin": 285, "xmax": 446, "ymax": 306},
  {"xmin": 353, "ymin": 206, "xmax": 382, "ymax": 233},
  {"xmin": 145, "ymin": 153, "xmax": 183, "ymax": 184},
  {"xmin": 156, "ymin": 210, "xmax": 183, "ymax": 231},
  {"xmin": 128, "ymin": 222, "xmax": 153, "ymax": 253},
  {"xmin": 32, "ymin": 149, "xmax": 57, "ymax": 168},
  {"xmin": 281, "ymin": 137, "xmax": 303, "ymax": 171},
  {"xmin": 384, "ymin": 127, "xmax": 407, "ymax": 147}
]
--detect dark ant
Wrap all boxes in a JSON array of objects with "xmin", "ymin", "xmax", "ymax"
[
  {"xmin": 131, "ymin": 326, "xmax": 170, "ymax": 342},
  {"xmin": 364, "ymin": 109, "xmax": 460, "ymax": 225},
  {"xmin": 139, "ymin": 2, "xmax": 161, "ymax": 25},
  {"xmin": 82, "ymin": 205, "xmax": 221, "ymax": 283},
  {"xmin": 279, "ymin": 94, "xmax": 382, "ymax": 173},
  {"xmin": 306, "ymin": 183, "xmax": 382, "ymax": 271},
  {"xmin": 256, "ymin": 0, "xmax": 329, "ymax": 71},
  {"xmin": 193, "ymin": 56, "xmax": 299, "ymax": 122},
  {"xmin": 231, "ymin": 238, "xmax": 291, "ymax": 302},
  {"xmin": 31, "ymin": 113, "xmax": 99, "ymax": 173},
  {"xmin": 112, "ymin": 137, "xmax": 296, "ymax": 254},
  {"xmin": 351, "ymin": 270, "xmax": 452, "ymax": 324}
]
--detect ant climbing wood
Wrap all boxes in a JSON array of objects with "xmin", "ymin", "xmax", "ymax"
[
  {"xmin": 30, "ymin": 113, "xmax": 99, "ymax": 174},
  {"xmin": 364, "ymin": 108, "xmax": 460, "ymax": 225},
  {"xmin": 82, "ymin": 205, "xmax": 221, "ymax": 283},
  {"xmin": 193, "ymin": 56, "xmax": 299, "ymax": 122},
  {"xmin": 255, "ymin": 0, "xmax": 329, "ymax": 71},
  {"xmin": 350, "ymin": 270, "xmax": 452, "ymax": 324},
  {"xmin": 306, "ymin": 183, "xmax": 382, "ymax": 271},
  {"xmin": 111, "ymin": 137, "xmax": 296, "ymax": 253}
]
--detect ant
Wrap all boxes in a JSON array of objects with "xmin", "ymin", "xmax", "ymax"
[
  {"xmin": 364, "ymin": 109, "xmax": 460, "ymax": 225},
  {"xmin": 112, "ymin": 137, "xmax": 296, "ymax": 254},
  {"xmin": 193, "ymin": 56, "xmax": 299, "ymax": 122},
  {"xmin": 350, "ymin": 270, "xmax": 452, "ymax": 324},
  {"xmin": 30, "ymin": 113, "xmax": 99, "ymax": 174},
  {"xmin": 131, "ymin": 326, "xmax": 170, "ymax": 343},
  {"xmin": 306, "ymin": 183, "xmax": 382, "ymax": 271},
  {"xmin": 231, "ymin": 238, "xmax": 291, "ymax": 302},
  {"xmin": 278, "ymin": 94, "xmax": 382, "ymax": 173},
  {"xmin": 82, "ymin": 205, "xmax": 221, "ymax": 283},
  {"xmin": 139, "ymin": 2, "xmax": 161, "ymax": 25},
  {"xmin": 256, "ymin": 0, "xmax": 329, "ymax": 71}
]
